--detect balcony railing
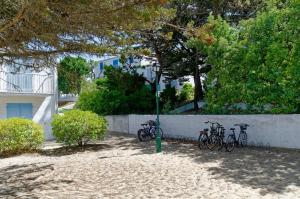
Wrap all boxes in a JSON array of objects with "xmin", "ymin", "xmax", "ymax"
[{"xmin": 0, "ymin": 72, "xmax": 55, "ymax": 95}]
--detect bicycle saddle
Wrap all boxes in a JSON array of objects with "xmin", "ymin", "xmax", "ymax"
[{"xmin": 230, "ymin": 128, "xmax": 235, "ymax": 131}]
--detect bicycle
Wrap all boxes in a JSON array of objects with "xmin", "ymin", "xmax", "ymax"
[
  {"xmin": 137, "ymin": 120, "xmax": 164, "ymax": 142},
  {"xmin": 216, "ymin": 125, "xmax": 226, "ymax": 150},
  {"xmin": 198, "ymin": 121, "xmax": 223, "ymax": 151},
  {"xmin": 225, "ymin": 123, "xmax": 249, "ymax": 152}
]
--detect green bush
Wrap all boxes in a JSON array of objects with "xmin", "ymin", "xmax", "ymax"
[
  {"xmin": 0, "ymin": 118, "xmax": 44, "ymax": 156},
  {"xmin": 160, "ymin": 85, "xmax": 178, "ymax": 109},
  {"xmin": 179, "ymin": 83, "xmax": 194, "ymax": 102},
  {"xmin": 191, "ymin": 2, "xmax": 300, "ymax": 114},
  {"xmin": 77, "ymin": 66, "xmax": 155, "ymax": 115},
  {"xmin": 52, "ymin": 110, "xmax": 107, "ymax": 146}
]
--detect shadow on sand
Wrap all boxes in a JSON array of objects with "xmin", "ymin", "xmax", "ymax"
[
  {"xmin": 39, "ymin": 143, "xmax": 113, "ymax": 157},
  {"xmin": 110, "ymin": 132, "xmax": 300, "ymax": 196},
  {"xmin": 0, "ymin": 163, "xmax": 74, "ymax": 198},
  {"xmin": 1, "ymin": 132, "xmax": 299, "ymax": 197}
]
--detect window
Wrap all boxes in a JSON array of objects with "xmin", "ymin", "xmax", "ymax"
[
  {"xmin": 112, "ymin": 59, "xmax": 119, "ymax": 67},
  {"xmin": 99, "ymin": 62, "xmax": 104, "ymax": 71},
  {"xmin": 129, "ymin": 57, "xmax": 134, "ymax": 64},
  {"xmin": 7, "ymin": 103, "xmax": 33, "ymax": 119}
]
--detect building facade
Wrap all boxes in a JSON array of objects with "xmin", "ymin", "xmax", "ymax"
[
  {"xmin": 93, "ymin": 56, "xmax": 120, "ymax": 78},
  {"xmin": 0, "ymin": 65, "xmax": 58, "ymax": 140},
  {"xmin": 93, "ymin": 55, "xmax": 194, "ymax": 91}
]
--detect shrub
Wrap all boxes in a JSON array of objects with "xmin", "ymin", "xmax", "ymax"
[
  {"xmin": 179, "ymin": 83, "xmax": 194, "ymax": 102},
  {"xmin": 162, "ymin": 100, "xmax": 173, "ymax": 114},
  {"xmin": 200, "ymin": 3, "xmax": 300, "ymax": 113},
  {"xmin": 0, "ymin": 118, "xmax": 44, "ymax": 156},
  {"xmin": 52, "ymin": 110, "xmax": 107, "ymax": 146},
  {"xmin": 160, "ymin": 85, "xmax": 178, "ymax": 109},
  {"xmin": 77, "ymin": 67, "xmax": 155, "ymax": 115}
]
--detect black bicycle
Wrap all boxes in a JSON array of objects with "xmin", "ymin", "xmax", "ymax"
[
  {"xmin": 225, "ymin": 123, "xmax": 249, "ymax": 152},
  {"xmin": 216, "ymin": 125, "xmax": 226, "ymax": 150},
  {"xmin": 198, "ymin": 121, "xmax": 223, "ymax": 150},
  {"xmin": 137, "ymin": 120, "xmax": 164, "ymax": 142}
]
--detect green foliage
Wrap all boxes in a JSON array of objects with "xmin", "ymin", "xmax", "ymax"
[
  {"xmin": 194, "ymin": 1, "xmax": 300, "ymax": 114},
  {"xmin": 160, "ymin": 85, "xmax": 178, "ymax": 108},
  {"xmin": 77, "ymin": 66, "xmax": 155, "ymax": 115},
  {"xmin": 58, "ymin": 56, "xmax": 90, "ymax": 94},
  {"xmin": 1, "ymin": 1, "xmax": 169, "ymax": 63},
  {"xmin": 0, "ymin": 118, "xmax": 44, "ymax": 156},
  {"xmin": 160, "ymin": 85, "xmax": 179, "ymax": 113},
  {"xmin": 162, "ymin": 100, "xmax": 173, "ymax": 114},
  {"xmin": 51, "ymin": 110, "xmax": 107, "ymax": 146},
  {"xmin": 160, "ymin": 83, "xmax": 195, "ymax": 113},
  {"xmin": 179, "ymin": 83, "xmax": 194, "ymax": 102},
  {"xmin": 141, "ymin": 0, "xmax": 263, "ymax": 111}
]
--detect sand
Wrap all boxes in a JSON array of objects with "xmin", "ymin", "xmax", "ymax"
[{"xmin": 0, "ymin": 132, "xmax": 300, "ymax": 199}]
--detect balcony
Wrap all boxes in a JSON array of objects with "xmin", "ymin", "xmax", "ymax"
[{"xmin": 0, "ymin": 72, "xmax": 55, "ymax": 96}]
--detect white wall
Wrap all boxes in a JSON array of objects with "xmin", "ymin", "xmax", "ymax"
[
  {"xmin": 106, "ymin": 115, "xmax": 129, "ymax": 134},
  {"xmin": 0, "ymin": 95, "xmax": 56, "ymax": 140},
  {"xmin": 0, "ymin": 64, "xmax": 58, "ymax": 141},
  {"xmin": 106, "ymin": 114, "xmax": 300, "ymax": 149}
]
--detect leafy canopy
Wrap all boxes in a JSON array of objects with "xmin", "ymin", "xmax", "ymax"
[
  {"xmin": 77, "ymin": 66, "xmax": 155, "ymax": 115},
  {"xmin": 0, "ymin": 0, "xmax": 168, "ymax": 66},
  {"xmin": 58, "ymin": 56, "xmax": 90, "ymax": 94},
  {"xmin": 192, "ymin": 0, "xmax": 300, "ymax": 113}
]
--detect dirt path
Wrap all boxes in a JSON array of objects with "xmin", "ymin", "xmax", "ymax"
[{"xmin": 1, "ymin": 132, "xmax": 300, "ymax": 199}]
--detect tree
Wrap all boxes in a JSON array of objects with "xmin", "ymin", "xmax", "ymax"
[
  {"xmin": 58, "ymin": 56, "xmax": 90, "ymax": 94},
  {"xmin": 140, "ymin": 0, "xmax": 263, "ymax": 111},
  {"xmin": 179, "ymin": 83, "xmax": 194, "ymax": 102},
  {"xmin": 199, "ymin": 0, "xmax": 300, "ymax": 113},
  {"xmin": 160, "ymin": 84, "xmax": 178, "ymax": 110},
  {"xmin": 0, "ymin": 0, "xmax": 167, "ymax": 68},
  {"xmin": 76, "ymin": 66, "xmax": 155, "ymax": 115}
]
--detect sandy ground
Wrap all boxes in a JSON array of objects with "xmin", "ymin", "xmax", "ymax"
[{"xmin": 0, "ymin": 132, "xmax": 300, "ymax": 199}]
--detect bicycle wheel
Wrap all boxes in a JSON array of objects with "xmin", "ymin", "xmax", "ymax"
[
  {"xmin": 207, "ymin": 134, "xmax": 218, "ymax": 151},
  {"xmin": 137, "ymin": 129, "xmax": 150, "ymax": 142},
  {"xmin": 225, "ymin": 135, "xmax": 235, "ymax": 152},
  {"xmin": 149, "ymin": 127, "xmax": 156, "ymax": 139},
  {"xmin": 238, "ymin": 132, "xmax": 247, "ymax": 147},
  {"xmin": 198, "ymin": 133, "xmax": 207, "ymax": 149},
  {"xmin": 159, "ymin": 128, "xmax": 164, "ymax": 140},
  {"xmin": 216, "ymin": 136, "xmax": 224, "ymax": 151},
  {"xmin": 153, "ymin": 127, "xmax": 163, "ymax": 140}
]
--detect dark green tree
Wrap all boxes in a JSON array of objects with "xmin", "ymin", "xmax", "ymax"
[
  {"xmin": 141, "ymin": 0, "xmax": 263, "ymax": 111},
  {"xmin": 160, "ymin": 84, "xmax": 178, "ymax": 109},
  {"xmin": 179, "ymin": 83, "xmax": 194, "ymax": 102},
  {"xmin": 58, "ymin": 56, "xmax": 90, "ymax": 94},
  {"xmin": 77, "ymin": 66, "xmax": 155, "ymax": 115},
  {"xmin": 194, "ymin": 0, "xmax": 300, "ymax": 113}
]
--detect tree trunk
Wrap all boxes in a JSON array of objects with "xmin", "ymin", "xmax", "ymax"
[
  {"xmin": 193, "ymin": 66, "xmax": 204, "ymax": 111},
  {"xmin": 147, "ymin": 69, "xmax": 162, "ymax": 94}
]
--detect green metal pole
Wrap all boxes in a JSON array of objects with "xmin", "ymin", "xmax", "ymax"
[{"xmin": 155, "ymin": 70, "xmax": 162, "ymax": 153}]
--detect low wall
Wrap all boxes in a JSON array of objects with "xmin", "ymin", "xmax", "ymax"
[
  {"xmin": 106, "ymin": 114, "xmax": 300, "ymax": 149},
  {"xmin": 106, "ymin": 115, "xmax": 129, "ymax": 134}
]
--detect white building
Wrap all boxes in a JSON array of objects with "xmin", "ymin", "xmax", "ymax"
[
  {"xmin": 0, "ymin": 65, "xmax": 58, "ymax": 140},
  {"xmin": 93, "ymin": 55, "xmax": 120, "ymax": 78},
  {"xmin": 93, "ymin": 55, "xmax": 194, "ymax": 91}
]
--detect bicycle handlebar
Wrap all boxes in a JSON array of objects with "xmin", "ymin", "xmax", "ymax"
[{"xmin": 205, "ymin": 121, "xmax": 221, "ymax": 126}]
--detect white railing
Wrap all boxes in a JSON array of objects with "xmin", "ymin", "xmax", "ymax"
[{"xmin": 0, "ymin": 72, "xmax": 54, "ymax": 95}]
